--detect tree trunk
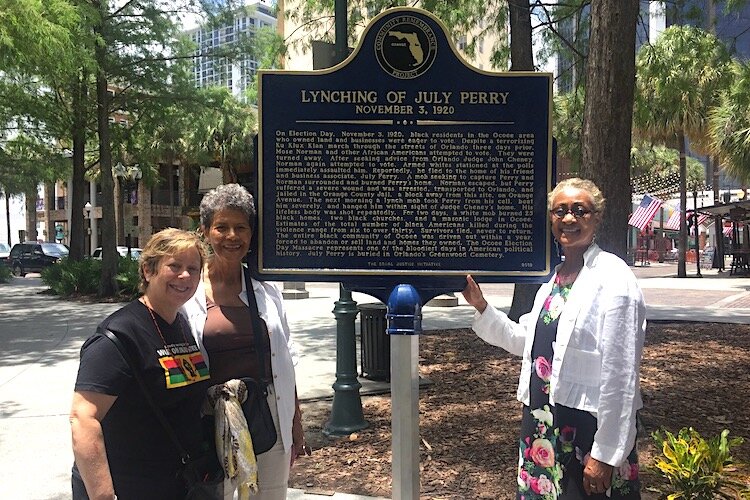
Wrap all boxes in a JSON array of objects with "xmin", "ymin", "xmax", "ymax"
[
  {"xmin": 580, "ymin": 0, "xmax": 639, "ymax": 260},
  {"xmin": 94, "ymin": 3, "xmax": 118, "ymax": 296},
  {"xmin": 25, "ymin": 188, "xmax": 37, "ymax": 242},
  {"xmin": 68, "ymin": 72, "xmax": 88, "ymax": 262},
  {"xmin": 5, "ymin": 193, "xmax": 10, "ymax": 246},
  {"xmin": 508, "ymin": 0, "xmax": 533, "ymax": 71},
  {"xmin": 678, "ymin": 131, "xmax": 687, "ymax": 277},
  {"xmin": 507, "ymin": 0, "xmax": 540, "ymax": 322}
]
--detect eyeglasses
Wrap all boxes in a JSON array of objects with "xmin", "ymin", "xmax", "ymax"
[{"xmin": 550, "ymin": 204, "xmax": 594, "ymax": 219}]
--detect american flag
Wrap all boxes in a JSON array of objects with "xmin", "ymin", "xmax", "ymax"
[
  {"xmin": 628, "ymin": 195, "xmax": 663, "ymax": 231},
  {"xmin": 686, "ymin": 210, "xmax": 710, "ymax": 227},
  {"xmin": 664, "ymin": 205, "xmax": 680, "ymax": 230}
]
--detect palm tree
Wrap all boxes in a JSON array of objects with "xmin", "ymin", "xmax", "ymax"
[
  {"xmin": 634, "ymin": 25, "xmax": 730, "ymax": 277},
  {"xmin": 708, "ymin": 59, "xmax": 750, "ymax": 184}
]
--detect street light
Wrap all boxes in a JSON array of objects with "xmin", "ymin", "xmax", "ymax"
[
  {"xmin": 113, "ymin": 162, "xmax": 142, "ymax": 253},
  {"xmin": 83, "ymin": 202, "xmax": 94, "ymax": 256}
]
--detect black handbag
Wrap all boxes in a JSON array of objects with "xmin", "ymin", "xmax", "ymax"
[
  {"xmin": 237, "ymin": 268, "xmax": 278, "ymax": 455},
  {"xmin": 101, "ymin": 328, "xmax": 224, "ymax": 499}
]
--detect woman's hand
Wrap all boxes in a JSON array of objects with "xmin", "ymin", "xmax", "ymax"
[
  {"xmin": 462, "ymin": 275, "xmax": 488, "ymax": 313},
  {"xmin": 290, "ymin": 403, "xmax": 309, "ymax": 466},
  {"xmin": 583, "ymin": 457, "xmax": 613, "ymax": 496}
]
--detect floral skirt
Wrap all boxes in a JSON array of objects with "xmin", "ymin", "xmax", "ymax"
[{"xmin": 517, "ymin": 404, "xmax": 640, "ymax": 499}]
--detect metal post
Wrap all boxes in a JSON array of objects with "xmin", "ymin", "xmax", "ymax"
[
  {"xmin": 694, "ymin": 188, "xmax": 702, "ymax": 277},
  {"xmin": 387, "ymin": 284, "xmax": 422, "ymax": 500},
  {"xmin": 323, "ymin": 284, "xmax": 368, "ymax": 436},
  {"xmin": 323, "ymin": 0, "xmax": 366, "ymax": 438},
  {"xmin": 335, "ymin": 0, "xmax": 347, "ymax": 63},
  {"xmin": 89, "ymin": 181, "xmax": 98, "ymax": 253}
]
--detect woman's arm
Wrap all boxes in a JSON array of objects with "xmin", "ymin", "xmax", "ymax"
[
  {"xmin": 465, "ymin": 274, "xmax": 532, "ymax": 356},
  {"xmin": 70, "ymin": 390, "xmax": 118, "ymax": 500},
  {"xmin": 592, "ymin": 290, "xmax": 646, "ymax": 466}
]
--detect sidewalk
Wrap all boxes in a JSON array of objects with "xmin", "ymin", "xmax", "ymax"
[{"xmin": 0, "ymin": 265, "xmax": 748, "ymax": 499}]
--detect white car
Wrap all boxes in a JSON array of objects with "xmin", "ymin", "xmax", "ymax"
[
  {"xmin": 92, "ymin": 246, "xmax": 142, "ymax": 260},
  {"xmin": 0, "ymin": 242, "xmax": 10, "ymax": 266}
]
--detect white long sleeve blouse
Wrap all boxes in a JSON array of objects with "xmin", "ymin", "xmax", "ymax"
[
  {"xmin": 180, "ymin": 272, "xmax": 299, "ymax": 452},
  {"xmin": 472, "ymin": 243, "xmax": 646, "ymax": 467}
]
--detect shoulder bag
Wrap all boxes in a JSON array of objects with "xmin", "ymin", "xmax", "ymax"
[
  {"xmin": 101, "ymin": 327, "xmax": 224, "ymax": 500},
  {"xmin": 236, "ymin": 268, "xmax": 278, "ymax": 455}
]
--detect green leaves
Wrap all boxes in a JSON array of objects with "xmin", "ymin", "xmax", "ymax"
[
  {"xmin": 708, "ymin": 59, "xmax": 750, "ymax": 183},
  {"xmin": 652, "ymin": 427, "xmax": 747, "ymax": 499},
  {"xmin": 635, "ymin": 25, "xmax": 731, "ymax": 146}
]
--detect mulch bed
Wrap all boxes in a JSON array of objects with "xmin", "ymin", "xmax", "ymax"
[{"xmin": 291, "ymin": 322, "xmax": 750, "ymax": 499}]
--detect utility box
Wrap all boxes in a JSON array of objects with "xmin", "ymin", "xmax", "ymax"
[{"xmin": 359, "ymin": 303, "xmax": 390, "ymax": 381}]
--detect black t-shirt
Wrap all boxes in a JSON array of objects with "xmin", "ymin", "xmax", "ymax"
[{"xmin": 73, "ymin": 300, "xmax": 211, "ymax": 499}]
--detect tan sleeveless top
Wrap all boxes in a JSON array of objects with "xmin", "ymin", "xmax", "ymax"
[{"xmin": 202, "ymin": 296, "xmax": 272, "ymax": 385}]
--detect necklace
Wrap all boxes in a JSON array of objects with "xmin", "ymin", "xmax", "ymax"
[{"xmin": 140, "ymin": 297, "xmax": 191, "ymax": 358}]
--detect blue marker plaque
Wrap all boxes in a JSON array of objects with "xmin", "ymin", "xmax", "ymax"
[{"xmin": 256, "ymin": 7, "xmax": 553, "ymax": 284}]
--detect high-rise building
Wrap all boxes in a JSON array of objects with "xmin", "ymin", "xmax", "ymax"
[
  {"xmin": 551, "ymin": 1, "xmax": 750, "ymax": 94},
  {"xmin": 185, "ymin": 0, "xmax": 277, "ymax": 100}
]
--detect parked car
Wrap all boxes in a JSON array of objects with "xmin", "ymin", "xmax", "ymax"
[
  {"xmin": 92, "ymin": 246, "xmax": 142, "ymax": 260},
  {"xmin": 0, "ymin": 242, "xmax": 10, "ymax": 265},
  {"xmin": 9, "ymin": 242, "xmax": 69, "ymax": 276}
]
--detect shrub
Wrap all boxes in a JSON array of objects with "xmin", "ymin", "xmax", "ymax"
[
  {"xmin": 41, "ymin": 257, "xmax": 101, "ymax": 296},
  {"xmin": 0, "ymin": 263, "xmax": 12, "ymax": 283},
  {"xmin": 116, "ymin": 256, "xmax": 141, "ymax": 300},
  {"xmin": 652, "ymin": 427, "xmax": 748, "ymax": 499}
]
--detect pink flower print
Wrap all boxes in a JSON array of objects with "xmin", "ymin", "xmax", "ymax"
[
  {"xmin": 560, "ymin": 425, "xmax": 576, "ymax": 444},
  {"xmin": 529, "ymin": 476, "xmax": 540, "ymax": 494},
  {"xmin": 530, "ymin": 438, "xmax": 555, "ymax": 468},
  {"xmin": 534, "ymin": 356, "xmax": 552, "ymax": 381},
  {"xmin": 618, "ymin": 461, "xmax": 632, "ymax": 480},
  {"xmin": 537, "ymin": 475, "xmax": 554, "ymax": 495},
  {"xmin": 543, "ymin": 295, "xmax": 553, "ymax": 310},
  {"xmin": 518, "ymin": 469, "xmax": 530, "ymax": 489},
  {"xmin": 630, "ymin": 462, "xmax": 639, "ymax": 479},
  {"xmin": 537, "ymin": 422, "xmax": 547, "ymax": 435}
]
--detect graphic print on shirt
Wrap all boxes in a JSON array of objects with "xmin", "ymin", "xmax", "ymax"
[{"xmin": 157, "ymin": 343, "xmax": 210, "ymax": 388}]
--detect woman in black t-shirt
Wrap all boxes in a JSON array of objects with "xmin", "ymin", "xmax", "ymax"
[{"xmin": 70, "ymin": 229, "xmax": 211, "ymax": 500}]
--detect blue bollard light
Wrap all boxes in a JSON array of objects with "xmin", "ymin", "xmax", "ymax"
[
  {"xmin": 386, "ymin": 284, "xmax": 422, "ymax": 500},
  {"xmin": 386, "ymin": 284, "xmax": 422, "ymax": 335}
]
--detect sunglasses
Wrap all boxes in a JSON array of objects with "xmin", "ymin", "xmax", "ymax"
[{"xmin": 550, "ymin": 204, "xmax": 594, "ymax": 219}]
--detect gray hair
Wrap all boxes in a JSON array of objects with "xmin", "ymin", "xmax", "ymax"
[
  {"xmin": 547, "ymin": 177, "xmax": 606, "ymax": 214},
  {"xmin": 200, "ymin": 183, "xmax": 256, "ymax": 228}
]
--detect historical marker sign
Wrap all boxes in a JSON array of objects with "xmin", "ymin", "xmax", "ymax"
[{"xmin": 256, "ymin": 7, "xmax": 553, "ymax": 283}]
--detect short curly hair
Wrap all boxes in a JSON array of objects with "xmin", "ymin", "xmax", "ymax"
[
  {"xmin": 547, "ymin": 177, "xmax": 606, "ymax": 214},
  {"xmin": 138, "ymin": 228, "xmax": 206, "ymax": 293},
  {"xmin": 199, "ymin": 183, "xmax": 256, "ymax": 229}
]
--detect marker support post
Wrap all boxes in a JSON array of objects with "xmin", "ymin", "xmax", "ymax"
[{"xmin": 387, "ymin": 284, "xmax": 422, "ymax": 500}]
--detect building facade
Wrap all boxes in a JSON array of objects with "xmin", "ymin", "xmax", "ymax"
[{"xmin": 186, "ymin": 0, "xmax": 277, "ymax": 101}]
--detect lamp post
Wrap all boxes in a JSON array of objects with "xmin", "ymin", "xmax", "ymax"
[
  {"xmin": 693, "ymin": 186, "xmax": 702, "ymax": 278},
  {"xmin": 84, "ymin": 202, "xmax": 93, "ymax": 256},
  {"xmin": 323, "ymin": 0, "xmax": 368, "ymax": 437},
  {"xmin": 113, "ymin": 162, "xmax": 142, "ymax": 252}
]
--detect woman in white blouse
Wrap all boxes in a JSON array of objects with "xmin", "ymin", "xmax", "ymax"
[
  {"xmin": 463, "ymin": 178, "xmax": 645, "ymax": 499},
  {"xmin": 181, "ymin": 183, "xmax": 305, "ymax": 500}
]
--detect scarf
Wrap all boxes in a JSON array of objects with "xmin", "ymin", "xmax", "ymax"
[{"xmin": 204, "ymin": 379, "xmax": 258, "ymax": 498}]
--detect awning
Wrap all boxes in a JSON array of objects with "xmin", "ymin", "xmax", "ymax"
[{"xmin": 697, "ymin": 200, "xmax": 750, "ymax": 221}]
